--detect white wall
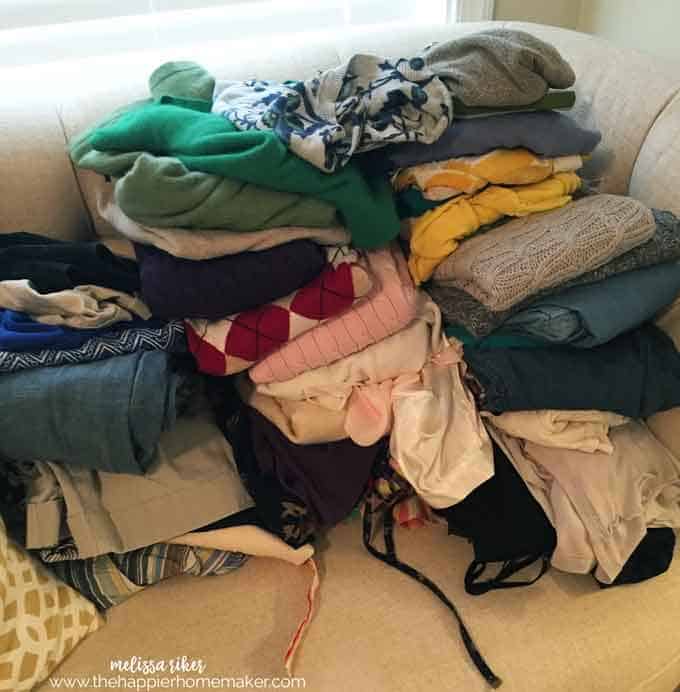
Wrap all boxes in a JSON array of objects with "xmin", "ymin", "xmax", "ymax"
[
  {"xmin": 577, "ymin": 0, "xmax": 680, "ymax": 62},
  {"xmin": 493, "ymin": 0, "xmax": 580, "ymax": 29}
]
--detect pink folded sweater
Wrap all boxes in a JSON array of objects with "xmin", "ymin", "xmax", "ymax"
[{"xmin": 250, "ymin": 244, "xmax": 418, "ymax": 383}]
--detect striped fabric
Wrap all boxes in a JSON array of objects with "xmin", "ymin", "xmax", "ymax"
[
  {"xmin": 0, "ymin": 320, "xmax": 185, "ymax": 373},
  {"xmin": 44, "ymin": 543, "xmax": 247, "ymax": 610}
]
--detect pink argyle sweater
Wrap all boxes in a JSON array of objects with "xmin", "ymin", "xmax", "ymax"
[
  {"xmin": 249, "ymin": 243, "xmax": 418, "ymax": 384},
  {"xmin": 185, "ymin": 247, "xmax": 372, "ymax": 376}
]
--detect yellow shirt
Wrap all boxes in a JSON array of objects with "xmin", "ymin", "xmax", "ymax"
[
  {"xmin": 408, "ymin": 172, "xmax": 582, "ymax": 285},
  {"xmin": 395, "ymin": 148, "xmax": 583, "ymax": 201}
]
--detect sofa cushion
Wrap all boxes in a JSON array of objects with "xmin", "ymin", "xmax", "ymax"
[
  {"xmin": 40, "ymin": 519, "xmax": 680, "ymax": 692},
  {"xmin": 0, "ymin": 103, "xmax": 92, "ymax": 241},
  {"xmin": 631, "ymin": 92, "xmax": 680, "ymax": 217}
]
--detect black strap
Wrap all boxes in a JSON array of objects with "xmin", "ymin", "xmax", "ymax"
[
  {"xmin": 362, "ymin": 497, "xmax": 503, "ymax": 689},
  {"xmin": 464, "ymin": 555, "xmax": 551, "ymax": 596}
]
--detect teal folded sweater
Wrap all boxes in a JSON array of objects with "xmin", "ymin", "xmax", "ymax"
[{"xmin": 86, "ymin": 101, "xmax": 400, "ymax": 248}]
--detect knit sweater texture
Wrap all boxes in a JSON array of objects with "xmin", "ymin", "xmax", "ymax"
[{"xmin": 85, "ymin": 101, "xmax": 400, "ymax": 249}]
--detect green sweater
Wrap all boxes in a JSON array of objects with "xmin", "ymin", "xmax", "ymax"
[
  {"xmin": 86, "ymin": 100, "xmax": 400, "ymax": 248},
  {"xmin": 445, "ymin": 325, "xmax": 546, "ymax": 349},
  {"xmin": 115, "ymin": 153, "xmax": 338, "ymax": 231}
]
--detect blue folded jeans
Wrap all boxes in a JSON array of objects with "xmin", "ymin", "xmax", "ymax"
[
  {"xmin": 0, "ymin": 351, "xmax": 180, "ymax": 474},
  {"xmin": 503, "ymin": 262, "xmax": 680, "ymax": 347}
]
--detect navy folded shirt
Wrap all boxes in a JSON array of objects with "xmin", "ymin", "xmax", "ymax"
[
  {"xmin": 464, "ymin": 324, "xmax": 680, "ymax": 419},
  {"xmin": 0, "ymin": 232, "xmax": 140, "ymax": 293}
]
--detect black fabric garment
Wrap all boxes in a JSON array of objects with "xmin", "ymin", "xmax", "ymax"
[
  {"xmin": 196, "ymin": 507, "xmax": 261, "ymax": 532},
  {"xmin": 362, "ymin": 453, "xmax": 502, "ymax": 688},
  {"xmin": 464, "ymin": 323, "xmax": 680, "ymax": 418},
  {"xmin": 437, "ymin": 441, "xmax": 556, "ymax": 596},
  {"xmin": 0, "ymin": 458, "xmax": 34, "ymax": 545},
  {"xmin": 597, "ymin": 528, "xmax": 676, "ymax": 589},
  {"xmin": 213, "ymin": 376, "xmax": 380, "ymax": 544},
  {"xmin": 214, "ymin": 380, "xmax": 317, "ymax": 548},
  {"xmin": 247, "ymin": 406, "xmax": 380, "ymax": 527},
  {"xmin": 0, "ymin": 232, "xmax": 140, "ymax": 293}
]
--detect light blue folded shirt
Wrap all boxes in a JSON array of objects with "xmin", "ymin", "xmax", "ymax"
[
  {"xmin": 0, "ymin": 351, "xmax": 180, "ymax": 474},
  {"xmin": 503, "ymin": 262, "xmax": 680, "ymax": 348},
  {"xmin": 360, "ymin": 110, "xmax": 601, "ymax": 174}
]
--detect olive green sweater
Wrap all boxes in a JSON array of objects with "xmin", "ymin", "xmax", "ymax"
[{"xmin": 78, "ymin": 99, "xmax": 399, "ymax": 248}]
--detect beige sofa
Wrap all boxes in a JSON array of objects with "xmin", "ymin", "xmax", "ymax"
[{"xmin": 1, "ymin": 19, "xmax": 680, "ymax": 692}]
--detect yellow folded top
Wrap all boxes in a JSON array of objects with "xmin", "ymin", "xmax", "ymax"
[
  {"xmin": 395, "ymin": 148, "xmax": 583, "ymax": 201},
  {"xmin": 408, "ymin": 171, "xmax": 582, "ymax": 285}
]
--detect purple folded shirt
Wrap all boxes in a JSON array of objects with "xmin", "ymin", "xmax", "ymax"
[{"xmin": 135, "ymin": 240, "xmax": 327, "ymax": 319}]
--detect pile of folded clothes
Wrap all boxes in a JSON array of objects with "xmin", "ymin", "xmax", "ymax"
[
  {"xmin": 4, "ymin": 27, "xmax": 680, "ymax": 684},
  {"xmin": 360, "ymin": 94, "xmax": 595, "ymax": 287},
  {"xmin": 0, "ymin": 233, "xmax": 259, "ymax": 610},
  {"xmin": 359, "ymin": 44, "xmax": 680, "ymax": 600},
  {"xmin": 359, "ymin": 51, "xmax": 680, "ymax": 600}
]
